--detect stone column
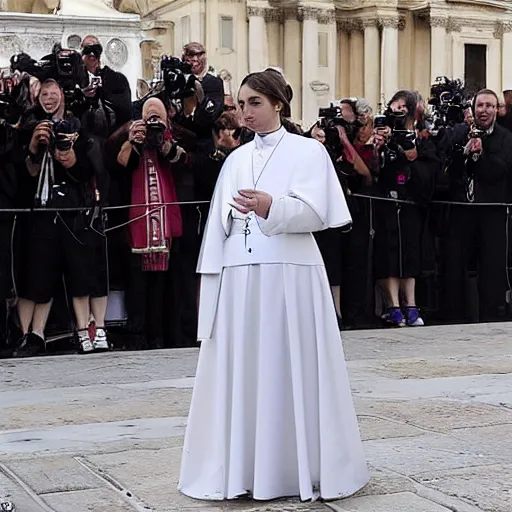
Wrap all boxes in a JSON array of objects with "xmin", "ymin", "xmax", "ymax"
[
  {"xmin": 301, "ymin": 7, "xmax": 320, "ymax": 127},
  {"xmin": 348, "ymin": 21, "xmax": 364, "ymax": 98},
  {"xmin": 380, "ymin": 16, "xmax": 399, "ymax": 106},
  {"xmin": 430, "ymin": 16, "xmax": 447, "ymax": 84},
  {"xmin": 284, "ymin": 7, "xmax": 302, "ymax": 120},
  {"xmin": 205, "ymin": 0, "xmax": 219, "ymax": 59},
  {"xmin": 363, "ymin": 18, "xmax": 380, "ymax": 109},
  {"xmin": 248, "ymin": 6, "xmax": 269, "ymax": 72},
  {"xmin": 266, "ymin": 8, "xmax": 283, "ymax": 67},
  {"xmin": 336, "ymin": 21, "xmax": 350, "ymax": 98},
  {"xmin": 487, "ymin": 37, "xmax": 501, "ymax": 93},
  {"xmin": 500, "ymin": 22, "xmax": 512, "ymax": 90}
]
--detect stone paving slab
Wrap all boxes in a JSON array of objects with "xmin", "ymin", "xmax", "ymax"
[
  {"xmin": 1, "ymin": 388, "xmax": 191, "ymax": 430},
  {"xmin": 40, "ymin": 488, "xmax": 136, "ymax": 512},
  {"xmin": 6, "ymin": 456, "xmax": 102, "ymax": 494},
  {"xmin": 327, "ymin": 491, "xmax": 453, "ymax": 511},
  {"xmin": 0, "ymin": 468, "xmax": 49, "ymax": 512},
  {"xmin": 354, "ymin": 398, "xmax": 512, "ymax": 432},
  {"xmin": 416, "ymin": 463, "xmax": 512, "ymax": 512}
]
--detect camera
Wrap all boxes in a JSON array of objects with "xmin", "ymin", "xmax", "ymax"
[
  {"xmin": 376, "ymin": 109, "xmax": 416, "ymax": 173},
  {"xmin": 160, "ymin": 56, "xmax": 196, "ymax": 100},
  {"xmin": 428, "ymin": 76, "xmax": 470, "ymax": 134},
  {"xmin": 318, "ymin": 103, "xmax": 362, "ymax": 139},
  {"xmin": 317, "ymin": 103, "xmax": 362, "ymax": 161},
  {"xmin": 89, "ymin": 76, "xmax": 102, "ymax": 88},
  {"xmin": 33, "ymin": 118, "xmax": 79, "ymax": 154},
  {"xmin": 144, "ymin": 114, "xmax": 167, "ymax": 150},
  {"xmin": 11, "ymin": 45, "xmax": 88, "ymax": 110}
]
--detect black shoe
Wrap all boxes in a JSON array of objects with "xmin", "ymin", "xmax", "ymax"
[{"xmin": 13, "ymin": 333, "xmax": 45, "ymax": 358}]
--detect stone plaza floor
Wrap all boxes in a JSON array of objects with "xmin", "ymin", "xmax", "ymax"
[{"xmin": 0, "ymin": 323, "xmax": 511, "ymax": 511}]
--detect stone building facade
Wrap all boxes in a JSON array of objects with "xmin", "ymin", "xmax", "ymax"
[
  {"xmin": 0, "ymin": 0, "xmax": 144, "ymax": 96},
  {"xmin": 113, "ymin": 0, "xmax": 512, "ymax": 126},
  {"xmin": 3, "ymin": 1, "xmax": 512, "ymax": 126}
]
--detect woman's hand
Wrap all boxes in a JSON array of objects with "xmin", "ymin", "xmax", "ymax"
[
  {"xmin": 129, "ymin": 120, "xmax": 146, "ymax": 145},
  {"xmin": 232, "ymin": 189, "xmax": 273, "ymax": 219},
  {"xmin": 29, "ymin": 121, "xmax": 53, "ymax": 154}
]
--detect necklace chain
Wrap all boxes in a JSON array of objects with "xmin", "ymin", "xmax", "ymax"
[{"xmin": 251, "ymin": 130, "xmax": 286, "ymax": 190}]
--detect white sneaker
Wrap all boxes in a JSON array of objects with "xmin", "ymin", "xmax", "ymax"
[
  {"xmin": 93, "ymin": 328, "xmax": 109, "ymax": 351},
  {"xmin": 78, "ymin": 330, "xmax": 94, "ymax": 354}
]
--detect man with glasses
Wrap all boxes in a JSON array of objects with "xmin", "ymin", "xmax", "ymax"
[
  {"xmin": 81, "ymin": 35, "xmax": 132, "ymax": 132},
  {"xmin": 182, "ymin": 42, "xmax": 224, "ymax": 120},
  {"xmin": 442, "ymin": 89, "xmax": 512, "ymax": 323}
]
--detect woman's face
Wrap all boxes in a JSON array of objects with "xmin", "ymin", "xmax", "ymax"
[
  {"xmin": 238, "ymin": 84, "xmax": 281, "ymax": 134},
  {"xmin": 39, "ymin": 82, "xmax": 62, "ymax": 114},
  {"xmin": 390, "ymin": 97, "xmax": 408, "ymax": 114}
]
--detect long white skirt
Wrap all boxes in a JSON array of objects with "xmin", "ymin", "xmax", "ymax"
[{"xmin": 178, "ymin": 264, "xmax": 369, "ymax": 501}]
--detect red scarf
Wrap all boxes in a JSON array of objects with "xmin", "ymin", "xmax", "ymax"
[{"xmin": 129, "ymin": 144, "xmax": 182, "ymax": 271}]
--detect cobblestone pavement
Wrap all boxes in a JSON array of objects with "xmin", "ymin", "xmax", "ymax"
[{"xmin": 1, "ymin": 323, "xmax": 511, "ymax": 511}]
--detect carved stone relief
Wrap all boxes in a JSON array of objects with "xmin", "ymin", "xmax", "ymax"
[{"xmin": 105, "ymin": 37, "xmax": 128, "ymax": 67}]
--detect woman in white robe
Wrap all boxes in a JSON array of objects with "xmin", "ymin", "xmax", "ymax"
[{"xmin": 178, "ymin": 70, "xmax": 369, "ymax": 502}]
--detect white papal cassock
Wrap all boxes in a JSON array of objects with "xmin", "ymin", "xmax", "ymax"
[{"xmin": 178, "ymin": 126, "xmax": 369, "ymax": 501}]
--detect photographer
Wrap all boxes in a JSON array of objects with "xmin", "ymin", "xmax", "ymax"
[
  {"xmin": 193, "ymin": 110, "xmax": 242, "ymax": 238},
  {"xmin": 81, "ymin": 35, "xmax": 132, "ymax": 132},
  {"xmin": 372, "ymin": 90, "xmax": 438, "ymax": 327},
  {"xmin": 441, "ymin": 89, "xmax": 512, "ymax": 322},
  {"xmin": 112, "ymin": 97, "xmax": 183, "ymax": 349},
  {"xmin": 306, "ymin": 99, "xmax": 372, "ymax": 327},
  {"xmin": 14, "ymin": 79, "xmax": 98, "ymax": 356},
  {"xmin": 0, "ymin": 117, "xmax": 21, "ymax": 357},
  {"xmin": 80, "ymin": 35, "xmax": 133, "ymax": 352},
  {"xmin": 182, "ymin": 43, "xmax": 224, "ymax": 121}
]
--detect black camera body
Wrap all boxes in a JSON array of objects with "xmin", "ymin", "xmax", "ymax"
[
  {"xmin": 428, "ymin": 76, "xmax": 469, "ymax": 133},
  {"xmin": 32, "ymin": 118, "xmax": 79, "ymax": 155},
  {"xmin": 160, "ymin": 56, "xmax": 196, "ymax": 100},
  {"xmin": 144, "ymin": 116, "xmax": 167, "ymax": 150},
  {"xmin": 12, "ymin": 46, "xmax": 88, "ymax": 111},
  {"xmin": 317, "ymin": 103, "xmax": 362, "ymax": 164},
  {"xmin": 318, "ymin": 104, "xmax": 361, "ymax": 138},
  {"xmin": 375, "ymin": 110, "xmax": 416, "ymax": 174}
]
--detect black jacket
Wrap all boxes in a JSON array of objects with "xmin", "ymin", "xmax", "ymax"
[
  {"xmin": 377, "ymin": 136, "xmax": 439, "ymax": 204},
  {"xmin": 447, "ymin": 123, "xmax": 512, "ymax": 203}
]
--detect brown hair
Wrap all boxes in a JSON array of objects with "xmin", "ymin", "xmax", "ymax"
[
  {"xmin": 214, "ymin": 110, "xmax": 241, "ymax": 133},
  {"xmin": 240, "ymin": 70, "xmax": 292, "ymax": 118}
]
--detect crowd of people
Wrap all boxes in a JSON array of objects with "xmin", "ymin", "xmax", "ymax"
[{"xmin": 0, "ymin": 36, "xmax": 511, "ymax": 359}]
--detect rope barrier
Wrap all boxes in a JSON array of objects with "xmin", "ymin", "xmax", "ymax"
[{"xmin": 0, "ymin": 195, "xmax": 511, "ymax": 216}]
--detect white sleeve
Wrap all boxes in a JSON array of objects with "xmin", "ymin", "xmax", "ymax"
[
  {"xmin": 257, "ymin": 195, "xmax": 325, "ymax": 236},
  {"xmin": 257, "ymin": 140, "xmax": 352, "ymax": 236}
]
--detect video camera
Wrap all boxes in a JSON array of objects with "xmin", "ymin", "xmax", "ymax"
[
  {"xmin": 318, "ymin": 103, "xmax": 362, "ymax": 139},
  {"xmin": 428, "ymin": 76, "xmax": 470, "ymax": 134},
  {"xmin": 160, "ymin": 56, "xmax": 197, "ymax": 100},
  {"xmin": 11, "ymin": 45, "xmax": 88, "ymax": 111},
  {"xmin": 317, "ymin": 103, "xmax": 362, "ymax": 161}
]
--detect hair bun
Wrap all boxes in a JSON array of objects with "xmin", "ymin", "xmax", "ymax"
[{"xmin": 285, "ymin": 84, "xmax": 294, "ymax": 103}]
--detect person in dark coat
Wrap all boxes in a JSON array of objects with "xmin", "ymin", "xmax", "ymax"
[
  {"xmin": 372, "ymin": 90, "xmax": 438, "ymax": 327},
  {"xmin": 182, "ymin": 42, "xmax": 224, "ymax": 120},
  {"xmin": 441, "ymin": 89, "xmax": 512, "ymax": 322}
]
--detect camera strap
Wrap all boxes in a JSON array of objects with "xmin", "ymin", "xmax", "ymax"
[{"xmin": 35, "ymin": 149, "xmax": 54, "ymax": 207}]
